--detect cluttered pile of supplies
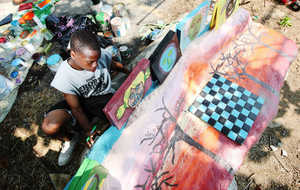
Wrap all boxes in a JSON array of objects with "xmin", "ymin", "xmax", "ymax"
[{"xmin": 0, "ymin": 0, "xmax": 134, "ymax": 123}]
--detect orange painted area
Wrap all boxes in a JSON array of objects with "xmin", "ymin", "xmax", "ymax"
[
  {"xmin": 18, "ymin": 11, "xmax": 34, "ymax": 24},
  {"xmin": 244, "ymin": 33, "xmax": 287, "ymax": 92},
  {"xmin": 184, "ymin": 62, "xmax": 208, "ymax": 103},
  {"xmin": 38, "ymin": 0, "xmax": 51, "ymax": 9},
  {"xmin": 198, "ymin": 126, "xmax": 220, "ymax": 151},
  {"xmin": 163, "ymin": 144, "xmax": 215, "ymax": 189}
]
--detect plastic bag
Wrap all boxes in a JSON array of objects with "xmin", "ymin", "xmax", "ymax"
[{"xmin": 46, "ymin": 14, "xmax": 99, "ymax": 48}]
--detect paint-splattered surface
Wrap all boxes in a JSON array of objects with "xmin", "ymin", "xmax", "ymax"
[{"xmin": 97, "ymin": 9, "xmax": 297, "ymax": 190}]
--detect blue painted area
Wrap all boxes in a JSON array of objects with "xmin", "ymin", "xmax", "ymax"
[
  {"xmin": 208, "ymin": 103, "xmax": 217, "ymax": 111},
  {"xmin": 233, "ymin": 90, "xmax": 242, "ymax": 98},
  {"xmin": 235, "ymin": 119, "xmax": 243, "ymax": 128},
  {"xmin": 196, "ymin": 96, "xmax": 204, "ymax": 103},
  {"xmin": 203, "ymin": 86, "xmax": 211, "ymax": 93},
  {"xmin": 225, "ymin": 120, "xmax": 234, "ymax": 129},
  {"xmin": 224, "ymin": 91, "xmax": 232, "ymax": 99},
  {"xmin": 222, "ymin": 84, "xmax": 230, "ymax": 91},
  {"xmin": 228, "ymin": 100, "xmax": 236, "ymax": 108},
  {"xmin": 218, "ymin": 76, "xmax": 226, "ymax": 83},
  {"xmin": 218, "ymin": 102, "xmax": 226, "ymax": 109},
  {"xmin": 239, "ymin": 129, "xmax": 248, "ymax": 139},
  {"xmin": 241, "ymin": 109, "xmax": 250, "ymax": 116},
  {"xmin": 199, "ymin": 104, "xmax": 207, "ymax": 112},
  {"xmin": 215, "ymin": 93, "xmax": 223, "ymax": 100},
  {"xmin": 189, "ymin": 105, "xmax": 197, "ymax": 114},
  {"xmin": 245, "ymin": 118, "xmax": 254, "ymax": 126},
  {"xmin": 237, "ymin": 99, "xmax": 246, "ymax": 107},
  {"xmin": 210, "ymin": 77, "xmax": 217, "ymax": 84},
  {"xmin": 231, "ymin": 83, "xmax": 238, "ymax": 89},
  {"xmin": 251, "ymin": 107, "xmax": 260, "ymax": 115},
  {"xmin": 212, "ymin": 85, "xmax": 220, "ymax": 92},
  {"xmin": 244, "ymin": 90, "xmax": 251, "ymax": 96},
  {"xmin": 176, "ymin": 0, "xmax": 210, "ymax": 52},
  {"xmin": 87, "ymin": 126, "xmax": 124, "ymax": 163},
  {"xmin": 232, "ymin": 109, "xmax": 239, "ymax": 117},
  {"xmin": 221, "ymin": 111, "xmax": 230, "ymax": 119},
  {"xmin": 205, "ymin": 94, "xmax": 214, "ymax": 102},
  {"xmin": 201, "ymin": 113, "xmax": 210, "ymax": 122},
  {"xmin": 159, "ymin": 44, "xmax": 177, "ymax": 72},
  {"xmin": 257, "ymin": 96, "xmax": 264, "ymax": 104},
  {"xmin": 228, "ymin": 131, "xmax": 237, "ymax": 141},
  {"xmin": 248, "ymin": 98, "xmax": 256, "ymax": 106},
  {"xmin": 214, "ymin": 122, "xmax": 223, "ymax": 131},
  {"xmin": 211, "ymin": 112, "xmax": 220, "ymax": 121}
]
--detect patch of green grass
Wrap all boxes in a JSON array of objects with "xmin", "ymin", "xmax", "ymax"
[{"xmin": 279, "ymin": 16, "xmax": 292, "ymax": 28}]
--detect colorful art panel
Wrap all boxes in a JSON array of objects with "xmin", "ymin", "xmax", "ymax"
[
  {"xmin": 103, "ymin": 59, "xmax": 152, "ymax": 129},
  {"xmin": 66, "ymin": 159, "xmax": 108, "ymax": 190},
  {"xmin": 176, "ymin": 0, "xmax": 210, "ymax": 52},
  {"xmin": 210, "ymin": 0, "xmax": 240, "ymax": 30},
  {"xmin": 149, "ymin": 30, "xmax": 182, "ymax": 84}
]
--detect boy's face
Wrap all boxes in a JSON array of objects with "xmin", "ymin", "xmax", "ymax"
[{"xmin": 71, "ymin": 47, "xmax": 100, "ymax": 72}]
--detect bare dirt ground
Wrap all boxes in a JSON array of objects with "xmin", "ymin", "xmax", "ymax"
[{"xmin": 0, "ymin": 0, "xmax": 299, "ymax": 189}]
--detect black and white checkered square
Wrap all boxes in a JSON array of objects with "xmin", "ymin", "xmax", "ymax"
[{"xmin": 189, "ymin": 74, "xmax": 264, "ymax": 144}]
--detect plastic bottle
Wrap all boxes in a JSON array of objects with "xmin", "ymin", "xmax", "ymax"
[
  {"xmin": 41, "ymin": 28, "xmax": 54, "ymax": 41},
  {"xmin": 46, "ymin": 54, "xmax": 62, "ymax": 73}
]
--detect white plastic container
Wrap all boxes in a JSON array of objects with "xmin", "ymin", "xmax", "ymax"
[
  {"xmin": 111, "ymin": 17, "xmax": 126, "ymax": 37},
  {"xmin": 46, "ymin": 54, "xmax": 62, "ymax": 73}
]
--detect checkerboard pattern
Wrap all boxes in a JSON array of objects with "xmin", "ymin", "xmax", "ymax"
[{"xmin": 189, "ymin": 74, "xmax": 264, "ymax": 144}]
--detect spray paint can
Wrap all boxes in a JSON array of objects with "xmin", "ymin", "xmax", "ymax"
[{"xmin": 119, "ymin": 45, "xmax": 131, "ymax": 59}]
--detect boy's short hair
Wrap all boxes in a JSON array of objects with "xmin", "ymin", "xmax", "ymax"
[{"xmin": 70, "ymin": 30, "xmax": 100, "ymax": 53}]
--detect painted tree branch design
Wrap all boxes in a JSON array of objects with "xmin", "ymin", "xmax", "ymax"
[
  {"xmin": 209, "ymin": 22, "xmax": 289, "ymax": 96},
  {"xmin": 135, "ymin": 97, "xmax": 234, "ymax": 189}
]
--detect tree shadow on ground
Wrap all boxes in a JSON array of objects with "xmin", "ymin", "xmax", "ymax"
[
  {"xmin": 247, "ymin": 121, "xmax": 290, "ymax": 162},
  {"xmin": 277, "ymin": 81, "xmax": 300, "ymax": 118},
  {"xmin": 0, "ymin": 133, "xmax": 55, "ymax": 189},
  {"xmin": 235, "ymin": 173, "xmax": 292, "ymax": 190}
]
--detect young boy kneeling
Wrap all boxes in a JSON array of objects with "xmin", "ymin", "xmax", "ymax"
[{"xmin": 42, "ymin": 30, "xmax": 129, "ymax": 166}]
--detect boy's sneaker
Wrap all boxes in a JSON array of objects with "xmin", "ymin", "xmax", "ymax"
[{"xmin": 58, "ymin": 132, "xmax": 79, "ymax": 166}]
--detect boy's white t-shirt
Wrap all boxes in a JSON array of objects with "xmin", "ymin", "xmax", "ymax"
[{"xmin": 51, "ymin": 49, "xmax": 115, "ymax": 98}]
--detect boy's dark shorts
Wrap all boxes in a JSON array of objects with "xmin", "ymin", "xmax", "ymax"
[{"xmin": 47, "ymin": 93, "xmax": 113, "ymax": 124}]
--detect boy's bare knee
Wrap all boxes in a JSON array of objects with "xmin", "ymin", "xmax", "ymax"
[{"xmin": 42, "ymin": 119, "xmax": 60, "ymax": 135}]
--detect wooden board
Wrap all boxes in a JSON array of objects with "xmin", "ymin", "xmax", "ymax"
[
  {"xmin": 149, "ymin": 30, "xmax": 182, "ymax": 84},
  {"xmin": 103, "ymin": 59, "xmax": 152, "ymax": 129}
]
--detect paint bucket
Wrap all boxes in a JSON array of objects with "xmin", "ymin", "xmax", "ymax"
[
  {"xmin": 104, "ymin": 31, "xmax": 114, "ymax": 39},
  {"xmin": 46, "ymin": 54, "xmax": 62, "ymax": 73},
  {"xmin": 119, "ymin": 45, "xmax": 131, "ymax": 59},
  {"xmin": 110, "ymin": 17, "xmax": 126, "ymax": 37}
]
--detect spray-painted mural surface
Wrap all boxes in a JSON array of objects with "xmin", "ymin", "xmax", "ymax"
[{"xmin": 66, "ymin": 8, "xmax": 297, "ymax": 190}]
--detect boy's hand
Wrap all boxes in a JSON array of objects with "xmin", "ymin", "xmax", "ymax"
[
  {"xmin": 85, "ymin": 126, "xmax": 101, "ymax": 148},
  {"xmin": 111, "ymin": 60, "xmax": 131, "ymax": 75}
]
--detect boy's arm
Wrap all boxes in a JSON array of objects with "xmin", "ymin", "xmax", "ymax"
[
  {"xmin": 63, "ymin": 93, "xmax": 92, "ymax": 136},
  {"xmin": 111, "ymin": 60, "xmax": 131, "ymax": 74}
]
